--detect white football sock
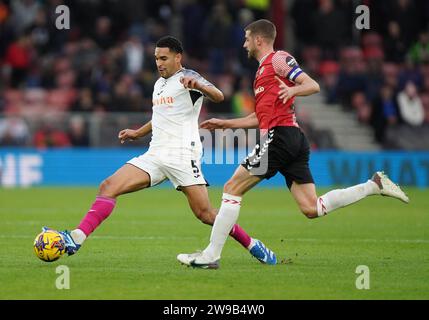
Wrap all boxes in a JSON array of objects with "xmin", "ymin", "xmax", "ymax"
[
  {"xmin": 203, "ymin": 193, "xmax": 242, "ymax": 260},
  {"xmin": 317, "ymin": 180, "xmax": 380, "ymax": 217},
  {"xmin": 71, "ymin": 229, "xmax": 87, "ymax": 245}
]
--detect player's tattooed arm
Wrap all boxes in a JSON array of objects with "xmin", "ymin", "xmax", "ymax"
[
  {"xmin": 180, "ymin": 76, "xmax": 224, "ymax": 103},
  {"xmin": 200, "ymin": 112, "xmax": 259, "ymax": 130},
  {"xmin": 118, "ymin": 121, "xmax": 152, "ymax": 144},
  {"xmin": 275, "ymin": 74, "xmax": 320, "ymax": 104}
]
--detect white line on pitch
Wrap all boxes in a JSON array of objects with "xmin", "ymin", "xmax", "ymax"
[{"xmin": 0, "ymin": 235, "xmax": 428, "ymax": 243}]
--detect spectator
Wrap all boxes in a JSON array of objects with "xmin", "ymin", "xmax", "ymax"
[
  {"xmin": 181, "ymin": 0, "xmax": 205, "ymax": 59},
  {"xmin": 311, "ymin": 0, "xmax": 348, "ymax": 59},
  {"xmin": 364, "ymin": 48, "xmax": 384, "ymax": 102},
  {"xmin": 383, "ymin": 63, "xmax": 400, "ymax": 89},
  {"xmin": 351, "ymin": 92, "xmax": 371, "ymax": 124},
  {"xmin": 68, "ymin": 115, "xmax": 89, "ymax": 146},
  {"xmin": 389, "ymin": 0, "xmax": 421, "ymax": 49},
  {"xmin": 4, "ymin": 31, "xmax": 33, "ymax": 88},
  {"xmin": 29, "ymin": 7, "xmax": 50, "ymax": 54},
  {"xmin": 318, "ymin": 60, "xmax": 339, "ymax": 104},
  {"xmin": 1, "ymin": 0, "xmax": 429, "ymax": 150},
  {"xmin": 291, "ymin": 0, "xmax": 317, "ymax": 52},
  {"xmin": 124, "ymin": 36, "xmax": 144, "ymax": 75},
  {"xmin": 92, "ymin": 16, "xmax": 114, "ymax": 50},
  {"xmin": 407, "ymin": 31, "xmax": 429, "ymax": 65},
  {"xmin": 203, "ymin": 3, "xmax": 233, "ymax": 75},
  {"xmin": 336, "ymin": 47, "xmax": 367, "ymax": 109},
  {"xmin": 0, "ymin": 115, "xmax": 30, "ymax": 146},
  {"xmin": 371, "ymin": 85, "xmax": 399, "ymax": 144},
  {"xmin": 109, "ymin": 75, "xmax": 143, "ymax": 112},
  {"xmin": 230, "ymin": 8, "xmax": 255, "ymax": 73},
  {"xmin": 71, "ymin": 88, "xmax": 94, "ymax": 113},
  {"xmin": 398, "ymin": 59, "xmax": 424, "ymax": 90},
  {"xmin": 33, "ymin": 121, "xmax": 71, "ymax": 149},
  {"xmin": 11, "ymin": 0, "xmax": 40, "ymax": 34},
  {"xmin": 384, "ymin": 21, "xmax": 408, "ymax": 63},
  {"xmin": 397, "ymin": 81, "xmax": 425, "ymax": 126}
]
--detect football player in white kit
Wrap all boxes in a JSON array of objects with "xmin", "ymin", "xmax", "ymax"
[{"xmin": 44, "ymin": 36, "xmax": 276, "ymax": 266}]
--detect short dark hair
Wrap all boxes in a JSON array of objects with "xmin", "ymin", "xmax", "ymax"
[
  {"xmin": 156, "ymin": 36, "xmax": 183, "ymax": 54},
  {"xmin": 244, "ymin": 19, "xmax": 276, "ymax": 42}
]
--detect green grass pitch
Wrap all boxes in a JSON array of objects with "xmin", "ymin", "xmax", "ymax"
[{"xmin": 0, "ymin": 186, "xmax": 428, "ymax": 300}]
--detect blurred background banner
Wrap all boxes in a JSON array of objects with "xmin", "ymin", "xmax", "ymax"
[
  {"xmin": 1, "ymin": 148, "xmax": 428, "ymax": 187},
  {"xmin": 1, "ymin": 0, "xmax": 429, "ymax": 187}
]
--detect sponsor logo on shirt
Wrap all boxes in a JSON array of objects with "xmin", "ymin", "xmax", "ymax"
[
  {"xmin": 254, "ymin": 86, "xmax": 265, "ymax": 95},
  {"xmin": 153, "ymin": 96, "xmax": 174, "ymax": 106}
]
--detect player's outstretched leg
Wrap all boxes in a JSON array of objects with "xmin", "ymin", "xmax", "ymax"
[
  {"xmin": 292, "ymin": 171, "xmax": 409, "ymax": 219},
  {"xmin": 315, "ymin": 171, "xmax": 409, "ymax": 217},
  {"xmin": 178, "ymin": 167, "xmax": 269, "ymax": 269},
  {"xmin": 177, "ymin": 236, "xmax": 277, "ymax": 268},
  {"xmin": 180, "ymin": 185, "xmax": 277, "ymax": 267},
  {"xmin": 177, "ymin": 192, "xmax": 242, "ymax": 269},
  {"xmin": 67, "ymin": 195, "xmax": 117, "ymax": 255},
  {"xmin": 49, "ymin": 195, "xmax": 117, "ymax": 256},
  {"xmin": 47, "ymin": 164, "xmax": 150, "ymax": 257}
]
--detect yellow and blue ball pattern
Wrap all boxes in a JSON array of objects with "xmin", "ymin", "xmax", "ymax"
[{"xmin": 33, "ymin": 230, "xmax": 66, "ymax": 262}]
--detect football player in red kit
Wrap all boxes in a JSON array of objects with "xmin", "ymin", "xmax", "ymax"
[{"xmin": 178, "ymin": 19, "xmax": 409, "ymax": 269}]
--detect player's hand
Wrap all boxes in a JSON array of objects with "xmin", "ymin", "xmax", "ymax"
[
  {"xmin": 118, "ymin": 129, "xmax": 139, "ymax": 144},
  {"xmin": 200, "ymin": 118, "xmax": 226, "ymax": 130},
  {"xmin": 180, "ymin": 76, "xmax": 202, "ymax": 90},
  {"xmin": 275, "ymin": 76, "xmax": 296, "ymax": 104}
]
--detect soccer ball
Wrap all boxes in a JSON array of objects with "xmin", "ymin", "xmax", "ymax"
[{"xmin": 33, "ymin": 230, "xmax": 66, "ymax": 262}]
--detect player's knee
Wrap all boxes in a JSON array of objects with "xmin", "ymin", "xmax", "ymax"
[
  {"xmin": 300, "ymin": 205, "xmax": 318, "ymax": 219},
  {"xmin": 98, "ymin": 178, "xmax": 117, "ymax": 198},
  {"xmin": 223, "ymin": 179, "xmax": 241, "ymax": 196}
]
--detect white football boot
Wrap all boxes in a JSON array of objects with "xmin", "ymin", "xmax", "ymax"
[
  {"xmin": 177, "ymin": 251, "xmax": 220, "ymax": 269},
  {"xmin": 371, "ymin": 171, "xmax": 409, "ymax": 203},
  {"xmin": 177, "ymin": 252, "xmax": 201, "ymax": 265}
]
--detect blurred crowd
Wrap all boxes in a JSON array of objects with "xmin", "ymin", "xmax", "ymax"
[
  {"xmin": 0, "ymin": 0, "xmax": 271, "ymax": 148},
  {"xmin": 292, "ymin": 0, "xmax": 429, "ymax": 149},
  {"xmin": 1, "ymin": 0, "xmax": 429, "ymax": 150}
]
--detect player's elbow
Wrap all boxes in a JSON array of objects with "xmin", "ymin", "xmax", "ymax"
[
  {"xmin": 212, "ymin": 91, "xmax": 224, "ymax": 103},
  {"xmin": 312, "ymin": 80, "xmax": 320, "ymax": 94}
]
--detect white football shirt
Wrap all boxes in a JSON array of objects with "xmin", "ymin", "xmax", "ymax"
[{"xmin": 149, "ymin": 68, "xmax": 213, "ymax": 153}]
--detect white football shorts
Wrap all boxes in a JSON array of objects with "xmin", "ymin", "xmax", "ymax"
[{"xmin": 126, "ymin": 147, "xmax": 207, "ymax": 190}]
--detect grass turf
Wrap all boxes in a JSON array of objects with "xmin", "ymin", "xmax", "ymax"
[{"xmin": 0, "ymin": 187, "xmax": 427, "ymax": 300}]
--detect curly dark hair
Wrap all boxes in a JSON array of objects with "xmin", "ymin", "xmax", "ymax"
[{"xmin": 156, "ymin": 36, "xmax": 184, "ymax": 54}]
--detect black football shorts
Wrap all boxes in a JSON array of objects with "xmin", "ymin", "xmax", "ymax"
[{"xmin": 241, "ymin": 126, "xmax": 314, "ymax": 189}]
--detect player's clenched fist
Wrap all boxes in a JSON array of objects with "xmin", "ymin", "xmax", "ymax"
[
  {"xmin": 118, "ymin": 129, "xmax": 139, "ymax": 144},
  {"xmin": 180, "ymin": 76, "xmax": 202, "ymax": 90},
  {"xmin": 200, "ymin": 118, "xmax": 226, "ymax": 130}
]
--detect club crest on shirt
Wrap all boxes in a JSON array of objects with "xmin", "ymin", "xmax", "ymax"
[{"xmin": 286, "ymin": 56, "xmax": 297, "ymax": 68}]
